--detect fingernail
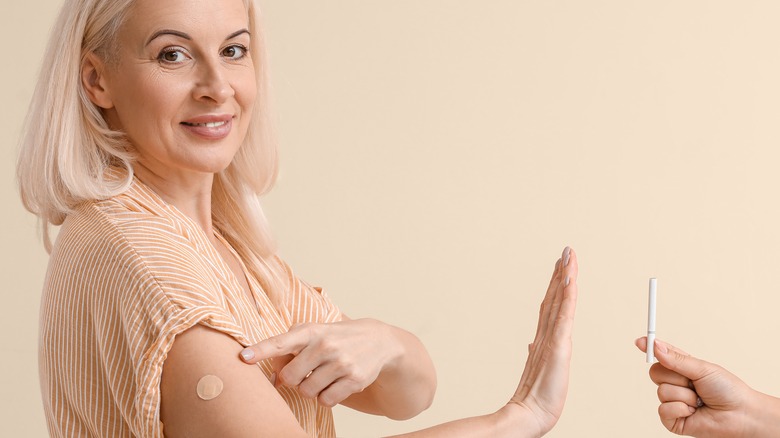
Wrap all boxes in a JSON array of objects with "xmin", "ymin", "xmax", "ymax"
[
  {"xmin": 688, "ymin": 406, "xmax": 696, "ymax": 414},
  {"xmin": 563, "ymin": 247, "xmax": 571, "ymax": 266},
  {"xmin": 654, "ymin": 340, "xmax": 668, "ymax": 354},
  {"xmin": 240, "ymin": 348, "xmax": 255, "ymax": 361},
  {"xmin": 564, "ymin": 276, "xmax": 570, "ymax": 287},
  {"xmin": 270, "ymin": 372, "xmax": 277, "ymax": 386}
]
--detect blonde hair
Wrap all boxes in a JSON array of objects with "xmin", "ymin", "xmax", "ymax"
[{"xmin": 17, "ymin": 0, "xmax": 288, "ymax": 303}]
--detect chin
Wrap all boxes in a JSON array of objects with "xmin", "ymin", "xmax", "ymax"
[
  {"xmin": 186, "ymin": 147, "xmax": 242, "ymax": 174},
  {"xmin": 196, "ymin": 160, "xmax": 235, "ymax": 175}
]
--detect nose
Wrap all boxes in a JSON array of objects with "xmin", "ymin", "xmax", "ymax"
[{"xmin": 192, "ymin": 59, "xmax": 234, "ymax": 104}]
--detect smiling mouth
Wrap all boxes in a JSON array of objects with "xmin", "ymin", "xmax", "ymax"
[{"xmin": 181, "ymin": 121, "xmax": 229, "ymax": 128}]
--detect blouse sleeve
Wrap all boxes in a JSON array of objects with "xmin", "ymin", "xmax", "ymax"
[
  {"xmin": 276, "ymin": 257, "xmax": 343, "ymax": 326},
  {"xmin": 40, "ymin": 204, "xmax": 256, "ymax": 438}
]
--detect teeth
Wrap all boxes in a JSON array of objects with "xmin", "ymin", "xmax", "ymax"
[{"xmin": 185, "ymin": 121, "xmax": 227, "ymax": 128}]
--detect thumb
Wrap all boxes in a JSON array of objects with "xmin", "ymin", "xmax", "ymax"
[
  {"xmin": 654, "ymin": 339, "xmax": 713, "ymax": 382},
  {"xmin": 634, "ymin": 336, "xmax": 648, "ymax": 353}
]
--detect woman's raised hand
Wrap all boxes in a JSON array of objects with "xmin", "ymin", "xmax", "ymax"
[{"xmin": 503, "ymin": 246, "xmax": 579, "ymax": 437}]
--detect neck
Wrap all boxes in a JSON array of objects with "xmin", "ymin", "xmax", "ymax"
[{"xmin": 133, "ymin": 162, "xmax": 215, "ymax": 235}]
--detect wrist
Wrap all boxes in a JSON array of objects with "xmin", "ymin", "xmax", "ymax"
[
  {"xmin": 374, "ymin": 319, "xmax": 406, "ymax": 372},
  {"xmin": 365, "ymin": 319, "xmax": 436, "ymax": 419},
  {"xmin": 748, "ymin": 390, "xmax": 780, "ymax": 437},
  {"xmin": 496, "ymin": 403, "xmax": 543, "ymax": 438}
]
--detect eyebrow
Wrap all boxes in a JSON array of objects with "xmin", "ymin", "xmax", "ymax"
[{"xmin": 145, "ymin": 28, "xmax": 251, "ymax": 47}]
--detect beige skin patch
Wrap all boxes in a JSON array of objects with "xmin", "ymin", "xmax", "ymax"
[{"xmin": 196, "ymin": 375, "xmax": 224, "ymax": 401}]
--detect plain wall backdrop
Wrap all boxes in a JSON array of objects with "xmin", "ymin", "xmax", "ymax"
[{"xmin": 4, "ymin": 1, "xmax": 780, "ymax": 436}]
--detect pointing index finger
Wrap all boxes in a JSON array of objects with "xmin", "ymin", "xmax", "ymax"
[{"xmin": 240, "ymin": 325, "xmax": 313, "ymax": 364}]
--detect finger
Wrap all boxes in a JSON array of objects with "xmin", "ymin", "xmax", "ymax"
[
  {"xmin": 240, "ymin": 325, "xmax": 315, "ymax": 364},
  {"xmin": 655, "ymin": 339, "xmax": 691, "ymax": 356},
  {"xmin": 270, "ymin": 354, "xmax": 295, "ymax": 386},
  {"xmin": 562, "ymin": 246, "xmax": 579, "ymax": 282},
  {"xmin": 533, "ymin": 256, "xmax": 564, "ymax": 344},
  {"xmin": 533, "ymin": 247, "xmax": 571, "ymax": 351},
  {"xmin": 554, "ymin": 252, "xmax": 578, "ymax": 335},
  {"xmin": 653, "ymin": 339, "xmax": 714, "ymax": 383},
  {"xmin": 276, "ymin": 346, "xmax": 324, "ymax": 387},
  {"xmin": 297, "ymin": 361, "xmax": 344, "ymax": 400},
  {"xmin": 658, "ymin": 401, "xmax": 696, "ymax": 433},
  {"xmin": 649, "ymin": 363, "xmax": 692, "ymax": 388},
  {"xmin": 546, "ymin": 248, "xmax": 577, "ymax": 337},
  {"xmin": 317, "ymin": 377, "xmax": 365, "ymax": 408},
  {"xmin": 545, "ymin": 247, "xmax": 578, "ymax": 354},
  {"xmin": 635, "ymin": 336, "xmax": 647, "ymax": 353},
  {"xmin": 657, "ymin": 383, "xmax": 700, "ymax": 407},
  {"xmin": 518, "ymin": 251, "xmax": 565, "ymax": 394},
  {"xmin": 544, "ymin": 252, "xmax": 577, "ymax": 381}
]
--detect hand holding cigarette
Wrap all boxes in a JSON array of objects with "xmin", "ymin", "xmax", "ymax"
[
  {"xmin": 636, "ymin": 279, "xmax": 780, "ymax": 436},
  {"xmin": 635, "ymin": 337, "xmax": 780, "ymax": 437}
]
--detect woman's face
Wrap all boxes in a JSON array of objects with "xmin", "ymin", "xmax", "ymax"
[{"xmin": 100, "ymin": 0, "xmax": 256, "ymax": 181}]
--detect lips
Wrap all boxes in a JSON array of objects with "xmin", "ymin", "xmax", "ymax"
[{"xmin": 180, "ymin": 115, "xmax": 234, "ymax": 140}]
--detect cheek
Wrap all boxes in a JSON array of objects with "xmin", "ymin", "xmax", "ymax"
[
  {"xmin": 115, "ymin": 74, "xmax": 184, "ymax": 132},
  {"xmin": 235, "ymin": 71, "xmax": 258, "ymax": 114},
  {"xmin": 134, "ymin": 76, "xmax": 182, "ymax": 118}
]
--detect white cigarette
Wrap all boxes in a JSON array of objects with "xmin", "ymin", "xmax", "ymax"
[{"xmin": 647, "ymin": 278, "xmax": 657, "ymax": 363}]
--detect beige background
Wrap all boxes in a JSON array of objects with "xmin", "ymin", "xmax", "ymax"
[{"xmin": 3, "ymin": 1, "xmax": 780, "ymax": 436}]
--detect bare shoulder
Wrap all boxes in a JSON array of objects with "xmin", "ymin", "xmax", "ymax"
[{"xmin": 160, "ymin": 325, "xmax": 309, "ymax": 438}]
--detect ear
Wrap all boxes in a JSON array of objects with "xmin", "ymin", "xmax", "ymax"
[{"xmin": 81, "ymin": 52, "xmax": 114, "ymax": 109}]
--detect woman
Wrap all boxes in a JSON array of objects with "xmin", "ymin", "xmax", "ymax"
[{"xmin": 17, "ymin": 0, "xmax": 579, "ymax": 436}]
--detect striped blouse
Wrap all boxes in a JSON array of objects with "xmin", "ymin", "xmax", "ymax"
[{"xmin": 39, "ymin": 170, "xmax": 342, "ymax": 437}]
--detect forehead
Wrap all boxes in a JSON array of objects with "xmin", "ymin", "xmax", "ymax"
[{"xmin": 123, "ymin": 0, "xmax": 250, "ymax": 38}]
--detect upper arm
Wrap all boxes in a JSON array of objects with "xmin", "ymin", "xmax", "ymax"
[{"xmin": 160, "ymin": 325, "xmax": 309, "ymax": 438}]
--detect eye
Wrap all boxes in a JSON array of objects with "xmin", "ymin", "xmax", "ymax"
[
  {"xmin": 157, "ymin": 47, "xmax": 189, "ymax": 64},
  {"xmin": 222, "ymin": 44, "xmax": 248, "ymax": 60}
]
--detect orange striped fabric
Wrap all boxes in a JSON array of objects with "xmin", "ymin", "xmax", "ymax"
[{"xmin": 39, "ymin": 168, "xmax": 342, "ymax": 437}]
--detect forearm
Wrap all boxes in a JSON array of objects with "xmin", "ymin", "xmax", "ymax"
[
  {"xmin": 342, "ymin": 321, "xmax": 437, "ymax": 420},
  {"xmin": 750, "ymin": 391, "xmax": 780, "ymax": 437},
  {"xmin": 385, "ymin": 404, "xmax": 540, "ymax": 438}
]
